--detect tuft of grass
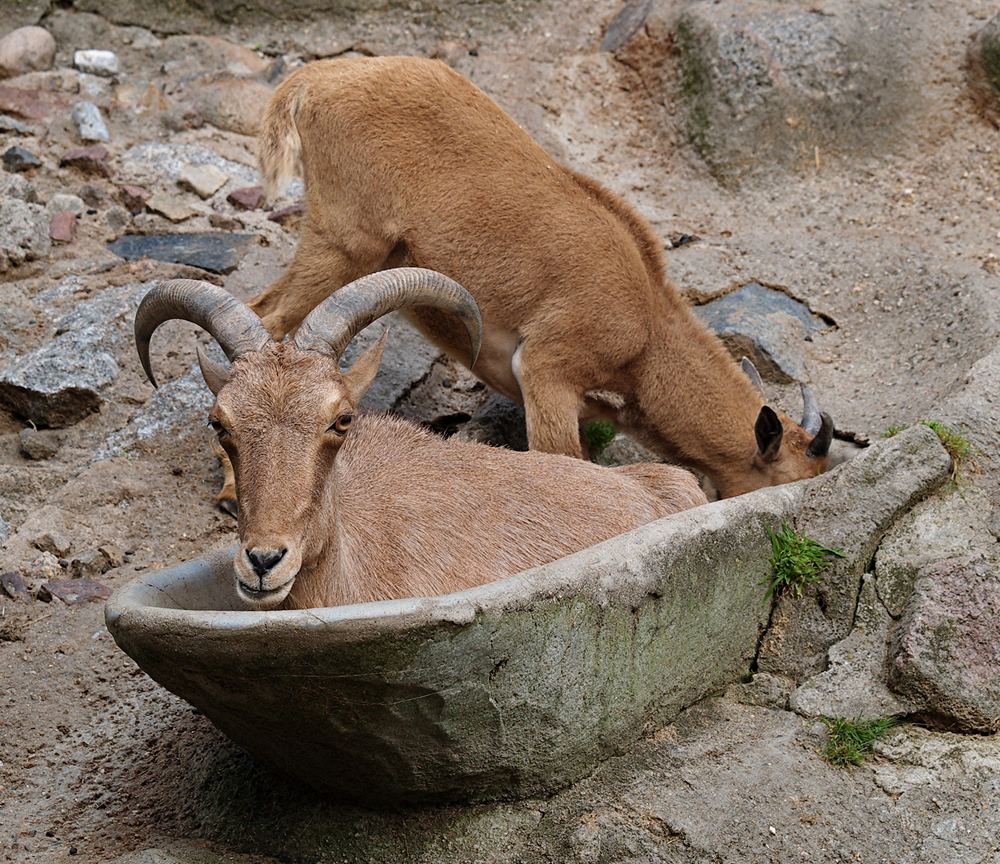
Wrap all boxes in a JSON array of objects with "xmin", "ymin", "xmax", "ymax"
[
  {"xmin": 882, "ymin": 420, "xmax": 973, "ymax": 480},
  {"xmin": 584, "ymin": 420, "xmax": 617, "ymax": 458},
  {"xmin": 822, "ymin": 716, "xmax": 895, "ymax": 767},
  {"xmin": 764, "ymin": 523, "xmax": 845, "ymax": 600}
]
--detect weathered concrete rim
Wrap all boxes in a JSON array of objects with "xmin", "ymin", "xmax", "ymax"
[{"xmin": 106, "ymin": 486, "xmax": 801, "ymax": 635}]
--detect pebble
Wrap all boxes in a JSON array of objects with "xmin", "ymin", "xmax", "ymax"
[
  {"xmin": 49, "ymin": 211, "xmax": 77, "ymax": 243},
  {"xmin": 18, "ymin": 427, "xmax": 60, "ymax": 460},
  {"xmin": 70, "ymin": 100, "xmax": 110, "ymax": 143},
  {"xmin": 0, "ymin": 114, "xmax": 32, "ymax": 134},
  {"xmin": 68, "ymin": 549, "xmax": 110, "ymax": 578},
  {"xmin": 0, "ymin": 571, "xmax": 29, "ymax": 600},
  {"xmin": 0, "ymin": 172, "xmax": 37, "ymax": 202},
  {"xmin": 45, "ymin": 194, "xmax": 85, "ymax": 216},
  {"xmin": 178, "ymin": 162, "xmax": 228, "ymax": 198},
  {"xmin": 39, "ymin": 578, "xmax": 111, "ymax": 605},
  {"xmin": 60, "ymin": 144, "xmax": 111, "ymax": 177},
  {"xmin": 117, "ymin": 184, "xmax": 150, "ymax": 214},
  {"xmin": 73, "ymin": 49, "xmax": 119, "ymax": 78},
  {"xmin": 145, "ymin": 191, "xmax": 196, "ymax": 223},
  {"xmin": 104, "ymin": 205, "xmax": 130, "ymax": 236},
  {"xmin": 0, "ymin": 26, "xmax": 56, "ymax": 79},
  {"xmin": 28, "ymin": 552, "xmax": 62, "ymax": 583},
  {"xmin": 78, "ymin": 185, "xmax": 105, "ymax": 208},
  {"xmin": 2, "ymin": 145, "xmax": 41, "ymax": 172},
  {"xmin": 208, "ymin": 212, "xmax": 242, "ymax": 230},
  {"xmin": 227, "ymin": 185, "xmax": 263, "ymax": 210},
  {"xmin": 32, "ymin": 530, "xmax": 72, "ymax": 558},
  {"xmin": 267, "ymin": 203, "xmax": 304, "ymax": 225}
]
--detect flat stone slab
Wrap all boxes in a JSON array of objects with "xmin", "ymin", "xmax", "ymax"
[
  {"xmin": 694, "ymin": 282, "xmax": 827, "ymax": 381},
  {"xmin": 107, "ymin": 233, "xmax": 257, "ymax": 274}
]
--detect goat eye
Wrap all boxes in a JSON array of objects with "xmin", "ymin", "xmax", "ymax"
[
  {"xmin": 330, "ymin": 414, "xmax": 353, "ymax": 435},
  {"xmin": 208, "ymin": 419, "xmax": 227, "ymax": 436}
]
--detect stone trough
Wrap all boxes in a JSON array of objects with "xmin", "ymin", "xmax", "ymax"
[{"xmin": 104, "ymin": 426, "xmax": 950, "ymax": 805}]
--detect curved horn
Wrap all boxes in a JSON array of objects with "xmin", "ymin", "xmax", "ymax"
[
  {"xmin": 135, "ymin": 280, "xmax": 271, "ymax": 387},
  {"xmin": 293, "ymin": 268, "xmax": 483, "ymax": 368},
  {"xmin": 800, "ymin": 383, "xmax": 823, "ymax": 435},
  {"xmin": 741, "ymin": 357, "xmax": 765, "ymax": 397},
  {"xmin": 807, "ymin": 412, "xmax": 834, "ymax": 459}
]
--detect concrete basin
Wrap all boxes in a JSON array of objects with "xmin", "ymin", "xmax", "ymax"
[{"xmin": 105, "ymin": 492, "xmax": 794, "ymax": 805}]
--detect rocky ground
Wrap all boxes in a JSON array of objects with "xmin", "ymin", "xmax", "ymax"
[{"xmin": 0, "ymin": 0, "xmax": 998, "ymax": 862}]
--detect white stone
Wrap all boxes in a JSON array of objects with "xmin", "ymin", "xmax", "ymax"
[
  {"xmin": 73, "ymin": 49, "xmax": 120, "ymax": 77},
  {"xmin": 71, "ymin": 100, "xmax": 110, "ymax": 143}
]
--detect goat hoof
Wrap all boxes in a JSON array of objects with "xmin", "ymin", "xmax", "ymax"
[{"xmin": 216, "ymin": 497, "xmax": 238, "ymax": 519}]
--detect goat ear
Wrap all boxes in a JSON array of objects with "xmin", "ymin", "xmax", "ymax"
[
  {"xmin": 754, "ymin": 405, "xmax": 783, "ymax": 462},
  {"xmin": 197, "ymin": 344, "xmax": 232, "ymax": 395},
  {"xmin": 343, "ymin": 330, "xmax": 388, "ymax": 403}
]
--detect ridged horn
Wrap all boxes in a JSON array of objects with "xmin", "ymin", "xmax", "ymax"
[
  {"xmin": 134, "ymin": 280, "xmax": 271, "ymax": 388},
  {"xmin": 293, "ymin": 268, "xmax": 483, "ymax": 368},
  {"xmin": 800, "ymin": 383, "xmax": 823, "ymax": 435},
  {"xmin": 741, "ymin": 356, "xmax": 765, "ymax": 396}
]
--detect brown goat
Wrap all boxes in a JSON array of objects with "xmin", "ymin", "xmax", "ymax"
[
  {"xmin": 135, "ymin": 269, "xmax": 707, "ymax": 609},
  {"xmin": 238, "ymin": 56, "xmax": 832, "ymax": 508}
]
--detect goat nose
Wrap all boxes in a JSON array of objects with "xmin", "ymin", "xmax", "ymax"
[{"xmin": 246, "ymin": 547, "xmax": 287, "ymax": 577}]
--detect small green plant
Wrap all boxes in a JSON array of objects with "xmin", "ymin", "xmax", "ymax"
[
  {"xmin": 584, "ymin": 420, "xmax": 617, "ymax": 458},
  {"xmin": 882, "ymin": 420, "xmax": 972, "ymax": 480},
  {"xmin": 822, "ymin": 717, "xmax": 895, "ymax": 767},
  {"xmin": 764, "ymin": 523, "xmax": 844, "ymax": 599}
]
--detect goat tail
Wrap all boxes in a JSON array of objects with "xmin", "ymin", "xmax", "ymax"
[{"xmin": 258, "ymin": 74, "xmax": 306, "ymax": 203}]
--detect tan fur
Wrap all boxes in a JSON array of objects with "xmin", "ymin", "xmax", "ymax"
[
  {"xmin": 208, "ymin": 342, "xmax": 707, "ymax": 609},
  {"xmin": 243, "ymin": 56, "xmax": 829, "ymax": 502}
]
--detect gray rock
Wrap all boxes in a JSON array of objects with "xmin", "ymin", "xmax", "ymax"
[
  {"xmin": 0, "ymin": 26, "xmax": 55, "ymax": 78},
  {"xmin": 967, "ymin": 13, "xmax": 1000, "ymax": 123},
  {"xmin": 600, "ymin": 0, "xmax": 653, "ymax": 52},
  {"xmin": 177, "ymin": 163, "xmax": 228, "ymax": 199},
  {"xmin": 98, "ymin": 363, "xmax": 212, "ymax": 460},
  {"xmin": 453, "ymin": 393, "xmax": 528, "ymax": 450},
  {"xmin": 341, "ymin": 314, "xmax": 442, "ymax": 412},
  {"xmin": 120, "ymin": 142, "xmax": 302, "ymax": 198},
  {"xmin": 2, "ymin": 145, "xmax": 40, "ymax": 172},
  {"xmin": 45, "ymin": 193, "xmax": 85, "ymax": 217},
  {"xmin": 32, "ymin": 528, "xmax": 71, "ymax": 557},
  {"xmin": 0, "ymin": 172, "xmax": 37, "ymax": 202},
  {"xmin": 191, "ymin": 77, "xmax": 272, "ymax": 136},
  {"xmin": 888, "ymin": 555, "xmax": 1000, "ymax": 733},
  {"xmin": 789, "ymin": 575, "xmax": 918, "ymax": 720},
  {"xmin": 875, "ymin": 487, "xmax": 994, "ymax": 617},
  {"xmin": 0, "ymin": 514, "xmax": 10, "ymax": 545},
  {"xmin": 68, "ymin": 548, "xmax": 111, "ymax": 578},
  {"xmin": 595, "ymin": 432, "xmax": 661, "ymax": 467},
  {"xmin": 73, "ymin": 49, "xmax": 119, "ymax": 77},
  {"xmin": 107, "ymin": 233, "xmax": 257, "ymax": 274},
  {"xmin": 0, "ymin": 114, "xmax": 33, "ymax": 134},
  {"xmin": 675, "ymin": 1, "xmax": 913, "ymax": 183},
  {"xmin": 0, "ymin": 282, "xmax": 146, "ymax": 427},
  {"xmin": 0, "ymin": 196, "xmax": 50, "ymax": 271},
  {"xmin": 18, "ymin": 427, "xmax": 60, "ymax": 460},
  {"xmin": 694, "ymin": 282, "xmax": 826, "ymax": 382},
  {"xmin": 71, "ymin": 99, "xmax": 110, "ymax": 142},
  {"xmin": 757, "ymin": 425, "xmax": 953, "ymax": 680}
]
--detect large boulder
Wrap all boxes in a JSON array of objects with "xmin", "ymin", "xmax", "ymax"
[
  {"xmin": 757, "ymin": 425, "xmax": 952, "ymax": 680},
  {"xmin": 675, "ymin": 0, "xmax": 914, "ymax": 183},
  {"xmin": 0, "ymin": 282, "xmax": 147, "ymax": 427},
  {"xmin": 888, "ymin": 555, "xmax": 1000, "ymax": 733}
]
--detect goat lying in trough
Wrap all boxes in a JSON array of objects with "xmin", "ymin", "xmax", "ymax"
[
  {"xmin": 135, "ymin": 268, "xmax": 708, "ymax": 610},
  {"xmin": 230, "ymin": 56, "xmax": 833, "ymax": 509}
]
